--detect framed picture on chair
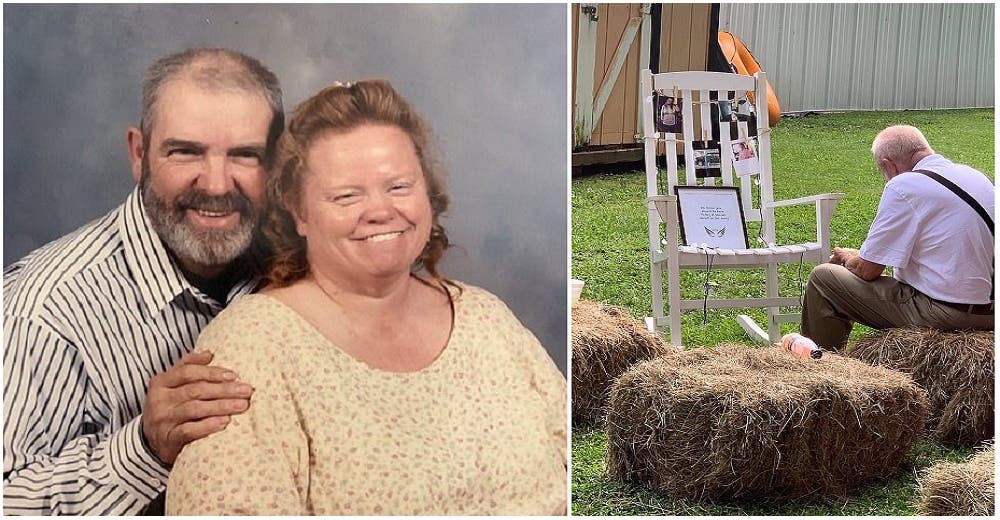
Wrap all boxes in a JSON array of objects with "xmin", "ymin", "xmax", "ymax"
[{"xmin": 674, "ymin": 185, "xmax": 749, "ymax": 249}]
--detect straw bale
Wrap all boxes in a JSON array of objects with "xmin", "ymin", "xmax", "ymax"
[
  {"xmin": 846, "ymin": 328, "xmax": 994, "ymax": 446},
  {"xmin": 571, "ymin": 300, "xmax": 678, "ymax": 424},
  {"xmin": 606, "ymin": 344, "xmax": 928, "ymax": 500},
  {"xmin": 917, "ymin": 445, "xmax": 994, "ymax": 516}
]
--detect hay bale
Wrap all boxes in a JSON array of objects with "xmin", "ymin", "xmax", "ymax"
[
  {"xmin": 606, "ymin": 344, "xmax": 929, "ymax": 500},
  {"xmin": 917, "ymin": 445, "xmax": 994, "ymax": 515},
  {"xmin": 571, "ymin": 300, "xmax": 678, "ymax": 424},
  {"xmin": 846, "ymin": 328, "xmax": 994, "ymax": 446}
]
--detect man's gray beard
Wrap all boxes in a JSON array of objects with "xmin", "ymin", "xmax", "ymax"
[{"xmin": 140, "ymin": 169, "xmax": 259, "ymax": 270}]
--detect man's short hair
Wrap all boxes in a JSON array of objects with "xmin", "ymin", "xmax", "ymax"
[
  {"xmin": 140, "ymin": 48, "xmax": 284, "ymax": 161},
  {"xmin": 871, "ymin": 125, "xmax": 932, "ymax": 163}
]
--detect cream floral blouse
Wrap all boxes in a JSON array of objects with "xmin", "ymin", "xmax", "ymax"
[{"xmin": 165, "ymin": 284, "xmax": 567, "ymax": 515}]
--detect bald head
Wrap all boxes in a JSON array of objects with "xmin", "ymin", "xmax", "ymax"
[{"xmin": 871, "ymin": 125, "xmax": 934, "ymax": 179}]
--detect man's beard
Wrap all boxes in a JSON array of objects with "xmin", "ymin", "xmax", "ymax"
[{"xmin": 140, "ymin": 162, "xmax": 260, "ymax": 271}]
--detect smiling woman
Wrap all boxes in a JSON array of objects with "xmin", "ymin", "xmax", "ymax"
[
  {"xmin": 164, "ymin": 80, "xmax": 568, "ymax": 515},
  {"xmin": 297, "ymin": 125, "xmax": 434, "ymax": 290}
]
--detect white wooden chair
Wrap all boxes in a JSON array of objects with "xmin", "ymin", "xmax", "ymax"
[{"xmin": 640, "ymin": 69, "xmax": 844, "ymax": 346}]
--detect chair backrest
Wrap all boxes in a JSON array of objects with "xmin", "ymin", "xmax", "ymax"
[{"xmin": 641, "ymin": 69, "xmax": 776, "ymax": 244}]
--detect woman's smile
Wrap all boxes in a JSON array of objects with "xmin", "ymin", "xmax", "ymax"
[{"xmin": 358, "ymin": 229, "xmax": 408, "ymax": 243}]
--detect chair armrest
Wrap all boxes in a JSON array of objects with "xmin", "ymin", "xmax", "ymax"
[
  {"xmin": 764, "ymin": 193, "xmax": 844, "ymax": 255},
  {"xmin": 646, "ymin": 194, "xmax": 677, "ymax": 222},
  {"xmin": 645, "ymin": 194, "xmax": 677, "ymax": 204},
  {"xmin": 764, "ymin": 193, "xmax": 845, "ymax": 209}
]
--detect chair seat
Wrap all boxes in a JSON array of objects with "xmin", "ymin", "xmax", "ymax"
[{"xmin": 659, "ymin": 242, "xmax": 823, "ymax": 267}]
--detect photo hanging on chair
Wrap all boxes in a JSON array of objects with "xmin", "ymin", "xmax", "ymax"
[
  {"xmin": 691, "ymin": 140, "xmax": 722, "ymax": 178},
  {"xmin": 735, "ymin": 99, "xmax": 758, "ymax": 137},
  {"xmin": 715, "ymin": 99, "xmax": 757, "ymax": 140},
  {"xmin": 730, "ymin": 137, "xmax": 760, "ymax": 177},
  {"xmin": 674, "ymin": 185, "xmax": 750, "ymax": 249},
  {"xmin": 717, "ymin": 100, "xmax": 737, "ymax": 124},
  {"xmin": 654, "ymin": 93, "xmax": 683, "ymax": 134}
]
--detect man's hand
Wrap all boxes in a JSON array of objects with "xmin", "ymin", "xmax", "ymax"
[
  {"xmin": 141, "ymin": 351, "xmax": 253, "ymax": 465},
  {"xmin": 829, "ymin": 247, "xmax": 860, "ymax": 266},
  {"xmin": 829, "ymin": 246, "xmax": 885, "ymax": 281}
]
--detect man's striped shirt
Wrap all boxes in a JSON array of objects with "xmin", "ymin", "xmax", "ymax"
[{"xmin": 3, "ymin": 187, "xmax": 257, "ymax": 514}]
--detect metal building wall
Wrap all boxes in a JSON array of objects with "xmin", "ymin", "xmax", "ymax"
[{"xmin": 719, "ymin": 3, "xmax": 994, "ymax": 113}]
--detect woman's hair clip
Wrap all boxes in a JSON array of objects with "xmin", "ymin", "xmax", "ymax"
[{"xmin": 331, "ymin": 81, "xmax": 353, "ymax": 88}]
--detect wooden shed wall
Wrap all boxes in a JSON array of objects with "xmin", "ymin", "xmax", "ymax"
[
  {"xmin": 590, "ymin": 4, "xmax": 644, "ymax": 147},
  {"xmin": 658, "ymin": 3, "xmax": 711, "ymax": 73},
  {"xmin": 572, "ymin": 3, "xmax": 712, "ymax": 149}
]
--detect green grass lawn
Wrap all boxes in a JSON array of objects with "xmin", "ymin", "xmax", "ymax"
[{"xmin": 570, "ymin": 108, "xmax": 994, "ymax": 515}]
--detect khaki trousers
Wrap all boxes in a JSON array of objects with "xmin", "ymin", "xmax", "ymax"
[{"xmin": 800, "ymin": 263, "xmax": 994, "ymax": 350}]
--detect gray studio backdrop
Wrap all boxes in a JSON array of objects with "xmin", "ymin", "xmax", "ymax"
[{"xmin": 3, "ymin": 4, "xmax": 568, "ymax": 372}]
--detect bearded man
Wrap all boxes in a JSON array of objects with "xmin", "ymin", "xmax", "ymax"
[{"xmin": 3, "ymin": 48, "xmax": 284, "ymax": 515}]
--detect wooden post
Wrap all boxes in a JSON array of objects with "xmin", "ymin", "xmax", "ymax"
[{"xmin": 574, "ymin": 4, "xmax": 598, "ymax": 147}]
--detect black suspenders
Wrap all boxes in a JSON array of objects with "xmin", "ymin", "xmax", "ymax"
[{"xmin": 912, "ymin": 169, "xmax": 994, "ymax": 300}]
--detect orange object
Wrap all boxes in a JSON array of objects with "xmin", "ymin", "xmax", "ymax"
[
  {"xmin": 779, "ymin": 333, "xmax": 823, "ymax": 360},
  {"xmin": 718, "ymin": 30, "xmax": 781, "ymax": 126}
]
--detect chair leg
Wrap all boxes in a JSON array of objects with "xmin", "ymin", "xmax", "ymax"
[
  {"xmin": 650, "ymin": 260, "xmax": 664, "ymax": 332},
  {"xmin": 766, "ymin": 262, "xmax": 781, "ymax": 342},
  {"xmin": 667, "ymin": 260, "xmax": 683, "ymax": 346}
]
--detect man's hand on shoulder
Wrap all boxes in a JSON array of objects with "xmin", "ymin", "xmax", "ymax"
[{"xmin": 141, "ymin": 351, "xmax": 254, "ymax": 465}]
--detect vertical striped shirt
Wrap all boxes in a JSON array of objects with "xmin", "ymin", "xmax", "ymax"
[{"xmin": 3, "ymin": 187, "xmax": 259, "ymax": 515}]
